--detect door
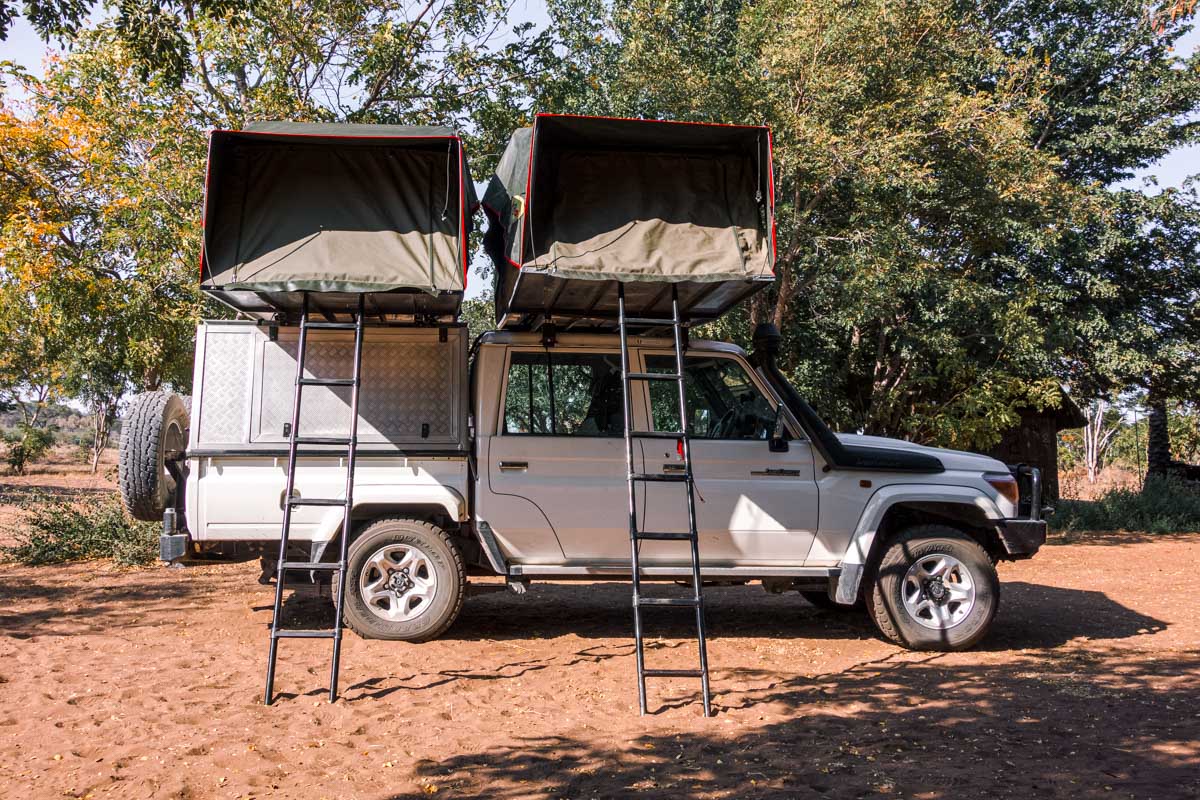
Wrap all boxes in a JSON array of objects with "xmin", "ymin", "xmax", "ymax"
[
  {"xmin": 638, "ymin": 351, "xmax": 819, "ymax": 565},
  {"xmin": 482, "ymin": 347, "xmax": 639, "ymax": 563}
]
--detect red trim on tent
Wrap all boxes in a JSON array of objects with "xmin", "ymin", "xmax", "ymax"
[
  {"xmin": 533, "ymin": 112, "xmax": 769, "ymax": 131},
  {"xmin": 199, "ymin": 132, "xmax": 215, "ymax": 279},
  {"xmin": 207, "ymin": 128, "xmax": 463, "ymax": 143},
  {"xmin": 517, "ymin": 114, "xmax": 774, "ymax": 273},
  {"xmin": 766, "ymin": 127, "xmax": 777, "ymax": 271},
  {"xmin": 202, "ymin": 127, "xmax": 470, "ymax": 289},
  {"xmin": 458, "ymin": 143, "xmax": 468, "ymax": 288},
  {"xmin": 518, "ymin": 119, "xmax": 538, "ymax": 269}
]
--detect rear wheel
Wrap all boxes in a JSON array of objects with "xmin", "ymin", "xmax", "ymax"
[
  {"xmin": 866, "ymin": 525, "xmax": 998, "ymax": 651},
  {"xmin": 341, "ymin": 518, "xmax": 465, "ymax": 642}
]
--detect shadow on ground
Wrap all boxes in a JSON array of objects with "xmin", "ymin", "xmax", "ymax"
[
  {"xmin": 0, "ymin": 564, "xmax": 212, "ymax": 639},
  {"xmin": 382, "ymin": 646, "xmax": 1200, "ymax": 799},
  {"xmin": 270, "ymin": 577, "xmax": 1168, "ymax": 651}
]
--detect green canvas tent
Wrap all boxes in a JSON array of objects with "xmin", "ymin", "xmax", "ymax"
[
  {"xmin": 200, "ymin": 121, "xmax": 476, "ymax": 320},
  {"xmin": 482, "ymin": 114, "xmax": 775, "ymax": 327}
]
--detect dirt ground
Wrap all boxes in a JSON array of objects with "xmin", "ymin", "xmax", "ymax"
[{"xmin": 1, "ymin": 459, "xmax": 1199, "ymax": 799}]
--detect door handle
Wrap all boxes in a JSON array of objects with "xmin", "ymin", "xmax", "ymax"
[
  {"xmin": 498, "ymin": 461, "xmax": 528, "ymax": 472},
  {"xmin": 751, "ymin": 468, "xmax": 801, "ymax": 477},
  {"xmin": 662, "ymin": 463, "xmax": 687, "ymax": 473}
]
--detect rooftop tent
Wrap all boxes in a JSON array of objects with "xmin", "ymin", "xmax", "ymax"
[
  {"xmin": 482, "ymin": 114, "xmax": 776, "ymax": 328},
  {"xmin": 200, "ymin": 121, "xmax": 476, "ymax": 320}
]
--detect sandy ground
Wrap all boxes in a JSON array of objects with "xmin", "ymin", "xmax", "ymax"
[{"xmin": 1, "ymin": 459, "xmax": 1198, "ymax": 799}]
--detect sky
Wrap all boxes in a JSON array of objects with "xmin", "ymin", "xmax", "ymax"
[{"xmin": 2, "ymin": 7, "xmax": 1196, "ymax": 299}]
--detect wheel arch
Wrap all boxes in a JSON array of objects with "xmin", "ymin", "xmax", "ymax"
[
  {"xmin": 833, "ymin": 486, "xmax": 1004, "ymax": 604},
  {"xmin": 308, "ymin": 485, "xmax": 467, "ymax": 546}
]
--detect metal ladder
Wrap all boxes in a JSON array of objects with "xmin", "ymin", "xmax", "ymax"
[
  {"xmin": 616, "ymin": 283, "xmax": 713, "ymax": 716},
  {"xmin": 264, "ymin": 292, "xmax": 366, "ymax": 705}
]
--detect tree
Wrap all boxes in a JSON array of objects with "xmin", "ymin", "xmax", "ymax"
[
  {"xmin": 1058, "ymin": 184, "xmax": 1200, "ymax": 479},
  {"xmin": 2, "ymin": 28, "xmax": 206, "ymax": 467},
  {"xmin": 533, "ymin": 0, "xmax": 1072, "ymax": 448},
  {"xmin": 977, "ymin": 0, "xmax": 1200, "ymax": 477},
  {"xmin": 1080, "ymin": 399, "xmax": 1123, "ymax": 483},
  {"xmin": 523, "ymin": 0, "xmax": 1200, "ymax": 456}
]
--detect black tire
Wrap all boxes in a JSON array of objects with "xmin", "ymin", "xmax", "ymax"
[
  {"xmin": 800, "ymin": 590, "xmax": 864, "ymax": 612},
  {"xmin": 341, "ymin": 518, "xmax": 465, "ymax": 642},
  {"xmin": 866, "ymin": 525, "xmax": 999, "ymax": 651},
  {"xmin": 118, "ymin": 391, "xmax": 189, "ymax": 522}
]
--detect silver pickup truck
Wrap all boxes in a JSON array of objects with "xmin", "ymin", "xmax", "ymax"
[{"xmin": 121, "ymin": 318, "xmax": 1045, "ymax": 653}]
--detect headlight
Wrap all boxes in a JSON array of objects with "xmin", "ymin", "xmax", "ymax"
[{"xmin": 985, "ymin": 473, "xmax": 1019, "ymax": 507}]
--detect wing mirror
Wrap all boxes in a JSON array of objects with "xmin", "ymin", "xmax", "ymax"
[{"xmin": 769, "ymin": 405, "xmax": 789, "ymax": 453}]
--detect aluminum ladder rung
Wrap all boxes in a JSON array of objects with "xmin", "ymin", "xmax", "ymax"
[
  {"xmin": 636, "ymin": 597, "xmax": 701, "ymax": 607},
  {"xmin": 630, "ymin": 472, "xmax": 689, "ymax": 483},
  {"xmin": 298, "ymin": 377, "xmax": 357, "ymax": 387},
  {"xmin": 279, "ymin": 561, "xmax": 344, "ymax": 571},
  {"xmin": 642, "ymin": 669, "xmax": 705, "ymax": 678},
  {"xmin": 617, "ymin": 282, "xmax": 712, "ymax": 717},
  {"xmin": 627, "ymin": 372, "xmax": 682, "ymax": 382},
  {"xmin": 629, "ymin": 430, "xmax": 683, "ymax": 440},
  {"xmin": 265, "ymin": 292, "xmax": 365, "ymax": 707},
  {"xmin": 304, "ymin": 321, "xmax": 359, "ymax": 330},
  {"xmin": 293, "ymin": 436, "xmax": 355, "ymax": 446},
  {"xmin": 623, "ymin": 316, "xmax": 677, "ymax": 326},
  {"xmin": 272, "ymin": 629, "xmax": 337, "ymax": 639}
]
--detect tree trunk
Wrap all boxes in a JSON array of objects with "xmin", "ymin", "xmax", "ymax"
[
  {"xmin": 1082, "ymin": 400, "xmax": 1119, "ymax": 483},
  {"xmin": 1146, "ymin": 391, "xmax": 1171, "ymax": 481},
  {"xmin": 89, "ymin": 399, "xmax": 116, "ymax": 474}
]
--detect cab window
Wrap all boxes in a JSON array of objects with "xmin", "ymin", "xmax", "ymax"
[
  {"xmin": 503, "ymin": 351, "xmax": 625, "ymax": 436},
  {"xmin": 645, "ymin": 354, "xmax": 777, "ymax": 440}
]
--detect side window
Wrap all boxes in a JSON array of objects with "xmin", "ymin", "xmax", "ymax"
[
  {"xmin": 503, "ymin": 351, "xmax": 625, "ymax": 436},
  {"xmin": 646, "ymin": 354, "xmax": 777, "ymax": 440}
]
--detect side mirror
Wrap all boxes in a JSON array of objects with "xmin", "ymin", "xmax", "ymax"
[{"xmin": 768, "ymin": 405, "xmax": 788, "ymax": 453}]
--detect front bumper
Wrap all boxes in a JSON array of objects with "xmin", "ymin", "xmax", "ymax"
[{"xmin": 996, "ymin": 518, "xmax": 1047, "ymax": 558}]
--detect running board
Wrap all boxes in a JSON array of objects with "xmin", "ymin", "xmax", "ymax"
[{"xmin": 507, "ymin": 565, "xmax": 840, "ymax": 579}]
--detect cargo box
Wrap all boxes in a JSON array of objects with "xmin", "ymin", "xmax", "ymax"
[{"xmin": 190, "ymin": 321, "xmax": 468, "ymax": 454}]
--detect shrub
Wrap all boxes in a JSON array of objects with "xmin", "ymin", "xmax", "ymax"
[
  {"xmin": 2, "ymin": 493, "xmax": 158, "ymax": 566},
  {"xmin": 3, "ymin": 425, "xmax": 55, "ymax": 474},
  {"xmin": 1050, "ymin": 477, "xmax": 1200, "ymax": 534}
]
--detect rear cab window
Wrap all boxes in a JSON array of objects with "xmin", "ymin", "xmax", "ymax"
[{"xmin": 503, "ymin": 351, "xmax": 625, "ymax": 436}]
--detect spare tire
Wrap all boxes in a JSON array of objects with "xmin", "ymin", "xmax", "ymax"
[{"xmin": 119, "ymin": 391, "xmax": 190, "ymax": 522}]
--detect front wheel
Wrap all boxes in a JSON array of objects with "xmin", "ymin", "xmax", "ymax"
[
  {"xmin": 342, "ymin": 518, "xmax": 465, "ymax": 642},
  {"xmin": 866, "ymin": 525, "xmax": 998, "ymax": 651}
]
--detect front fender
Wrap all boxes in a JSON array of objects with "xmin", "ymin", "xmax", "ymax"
[
  {"xmin": 309, "ymin": 484, "xmax": 467, "ymax": 543},
  {"xmin": 833, "ymin": 484, "xmax": 1004, "ymax": 604}
]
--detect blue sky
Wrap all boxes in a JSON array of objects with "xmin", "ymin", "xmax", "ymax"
[{"xmin": 2, "ymin": 7, "xmax": 1196, "ymax": 298}]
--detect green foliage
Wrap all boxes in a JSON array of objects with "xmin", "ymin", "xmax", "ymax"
[
  {"xmin": 528, "ymin": 0, "xmax": 1200, "ymax": 452},
  {"xmin": 1, "ymin": 492, "xmax": 158, "ymax": 566},
  {"xmin": 460, "ymin": 297, "xmax": 497, "ymax": 347},
  {"xmin": 1051, "ymin": 477, "xmax": 1200, "ymax": 533},
  {"xmin": 2, "ymin": 0, "xmax": 1199, "ymax": 462},
  {"xmin": 2, "ymin": 424, "xmax": 54, "ymax": 474}
]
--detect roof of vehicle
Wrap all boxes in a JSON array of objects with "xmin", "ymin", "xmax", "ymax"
[{"xmin": 477, "ymin": 330, "xmax": 747, "ymax": 356}]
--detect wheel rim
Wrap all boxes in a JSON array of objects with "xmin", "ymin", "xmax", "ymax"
[
  {"xmin": 359, "ymin": 543, "xmax": 439, "ymax": 623},
  {"xmin": 900, "ymin": 553, "xmax": 976, "ymax": 630},
  {"xmin": 163, "ymin": 419, "xmax": 186, "ymax": 492}
]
